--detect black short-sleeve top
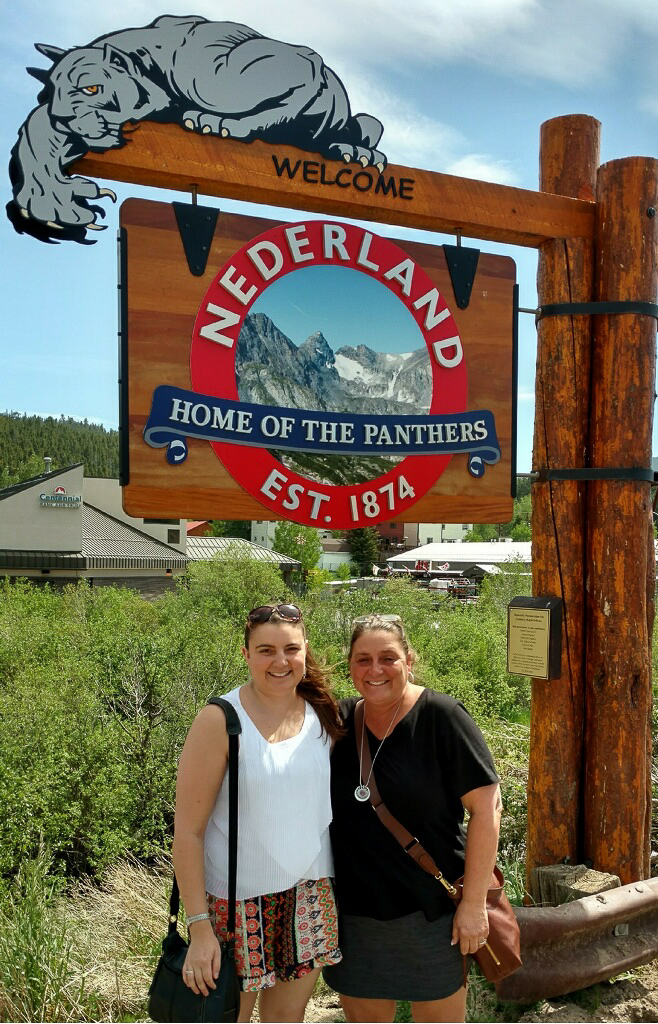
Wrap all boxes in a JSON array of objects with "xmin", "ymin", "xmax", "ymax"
[{"xmin": 329, "ymin": 689, "xmax": 499, "ymax": 921}]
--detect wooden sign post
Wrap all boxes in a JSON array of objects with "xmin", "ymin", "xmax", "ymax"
[
  {"xmin": 529, "ymin": 120, "xmax": 657, "ymax": 890},
  {"xmin": 583, "ymin": 156, "xmax": 658, "ymax": 883},
  {"xmin": 527, "ymin": 114, "xmax": 599, "ymax": 884}
]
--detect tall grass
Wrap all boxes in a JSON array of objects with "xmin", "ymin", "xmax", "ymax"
[
  {"xmin": 0, "ymin": 848, "xmax": 78, "ymax": 1023},
  {"xmin": 0, "ymin": 854, "xmax": 169, "ymax": 1023}
]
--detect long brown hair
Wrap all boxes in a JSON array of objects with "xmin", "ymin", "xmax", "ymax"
[{"xmin": 244, "ymin": 606, "xmax": 345, "ymax": 742}]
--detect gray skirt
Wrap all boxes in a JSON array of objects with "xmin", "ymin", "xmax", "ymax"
[{"xmin": 322, "ymin": 910, "xmax": 464, "ymax": 1001}]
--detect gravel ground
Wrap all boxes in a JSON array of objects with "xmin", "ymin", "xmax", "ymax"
[{"xmin": 286, "ymin": 960, "xmax": 658, "ymax": 1023}]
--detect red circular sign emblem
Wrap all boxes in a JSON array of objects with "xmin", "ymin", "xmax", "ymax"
[{"xmin": 189, "ymin": 220, "xmax": 467, "ymax": 529}]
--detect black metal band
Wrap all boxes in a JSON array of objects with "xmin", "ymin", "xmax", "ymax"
[
  {"xmin": 535, "ymin": 467, "xmax": 657, "ymax": 483},
  {"xmin": 536, "ymin": 301, "xmax": 658, "ymax": 324}
]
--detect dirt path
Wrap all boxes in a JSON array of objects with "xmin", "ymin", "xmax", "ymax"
[
  {"xmin": 515, "ymin": 961, "xmax": 658, "ymax": 1023},
  {"xmin": 294, "ymin": 961, "xmax": 658, "ymax": 1022}
]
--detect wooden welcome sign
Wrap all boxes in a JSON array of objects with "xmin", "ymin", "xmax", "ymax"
[{"xmin": 120, "ymin": 199, "xmax": 516, "ymax": 526}]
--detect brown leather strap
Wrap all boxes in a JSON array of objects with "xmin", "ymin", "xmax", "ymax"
[{"xmin": 354, "ymin": 699, "xmax": 443, "ymax": 878}]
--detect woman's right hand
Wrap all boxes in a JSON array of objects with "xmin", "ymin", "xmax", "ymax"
[{"xmin": 182, "ymin": 921, "xmax": 222, "ymax": 996}]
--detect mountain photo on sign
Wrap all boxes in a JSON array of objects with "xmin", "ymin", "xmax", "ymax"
[
  {"xmin": 236, "ymin": 265, "xmax": 430, "ymax": 487},
  {"xmin": 8, "ymin": 14, "xmax": 385, "ymax": 243}
]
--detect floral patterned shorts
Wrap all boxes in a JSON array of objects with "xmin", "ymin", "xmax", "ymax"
[{"xmin": 207, "ymin": 877, "xmax": 342, "ymax": 992}]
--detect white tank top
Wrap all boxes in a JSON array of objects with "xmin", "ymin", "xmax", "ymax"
[{"xmin": 204, "ymin": 686, "xmax": 334, "ymax": 899}]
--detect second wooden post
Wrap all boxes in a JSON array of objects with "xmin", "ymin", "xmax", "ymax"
[{"xmin": 583, "ymin": 157, "xmax": 658, "ymax": 883}]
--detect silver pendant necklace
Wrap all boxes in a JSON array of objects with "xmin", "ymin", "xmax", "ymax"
[{"xmin": 355, "ymin": 691, "xmax": 405, "ymax": 802}]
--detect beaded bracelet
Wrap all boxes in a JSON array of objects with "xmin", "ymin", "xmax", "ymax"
[{"xmin": 186, "ymin": 912, "xmax": 211, "ymax": 925}]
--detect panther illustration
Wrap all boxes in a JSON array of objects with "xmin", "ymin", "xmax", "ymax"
[{"xmin": 8, "ymin": 15, "xmax": 386, "ymax": 243}]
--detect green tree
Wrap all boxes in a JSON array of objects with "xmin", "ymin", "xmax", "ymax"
[
  {"xmin": 462, "ymin": 522, "xmax": 499, "ymax": 542},
  {"xmin": 206, "ymin": 520, "xmax": 251, "ymax": 539},
  {"xmin": 510, "ymin": 493, "xmax": 532, "ymax": 540},
  {"xmin": 0, "ymin": 411, "xmax": 118, "ymax": 479},
  {"xmin": 463, "ymin": 489, "xmax": 532, "ymax": 542},
  {"xmin": 346, "ymin": 527, "xmax": 380, "ymax": 575},
  {"xmin": 515, "ymin": 475, "xmax": 532, "ymax": 499},
  {"xmin": 272, "ymin": 521, "xmax": 322, "ymax": 571},
  {"xmin": 0, "ymin": 453, "xmax": 55, "ymax": 489}
]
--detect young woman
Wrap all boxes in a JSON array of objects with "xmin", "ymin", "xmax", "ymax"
[
  {"xmin": 323, "ymin": 614, "xmax": 502, "ymax": 1024},
  {"xmin": 172, "ymin": 603, "xmax": 343, "ymax": 1023}
]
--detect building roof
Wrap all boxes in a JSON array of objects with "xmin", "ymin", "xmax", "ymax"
[
  {"xmin": 186, "ymin": 521, "xmax": 209, "ymax": 533},
  {"xmin": 81, "ymin": 504, "xmax": 187, "ymax": 569},
  {"xmin": 186, "ymin": 536, "xmax": 301, "ymax": 569},
  {"xmin": 387, "ymin": 541, "xmax": 532, "ymax": 566},
  {"xmin": 0, "ymin": 550, "xmax": 87, "ymax": 569},
  {"xmin": 320, "ymin": 537, "xmax": 351, "ymax": 553},
  {"xmin": 0, "ymin": 464, "xmax": 83, "ymax": 501},
  {"xmin": 0, "ymin": 501, "xmax": 186, "ymax": 571}
]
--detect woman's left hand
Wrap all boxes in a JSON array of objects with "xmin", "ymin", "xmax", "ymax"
[{"xmin": 451, "ymin": 899, "xmax": 489, "ymax": 956}]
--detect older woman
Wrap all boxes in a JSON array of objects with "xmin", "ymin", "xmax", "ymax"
[
  {"xmin": 323, "ymin": 614, "xmax": 502, "ymax": 1024},
  {"xmin": 172, "ymin": 603, "xmax": 343, "ymax": 1023}
]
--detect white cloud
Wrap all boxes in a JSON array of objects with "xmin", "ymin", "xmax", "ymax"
[
  {"xmin": 445, "ymin": 155, "xmax": 519, "ymax": 187},
  {"xmin": 8, "ymin": 0, "xmax": 640, "ymax": 90},
  {"xmin": 3, "ymin": 0, "xmax": 648, "ymax": 177},
  {"xmin": 326, "ymin": 65, "xmax": 521, "ymax": 180}
]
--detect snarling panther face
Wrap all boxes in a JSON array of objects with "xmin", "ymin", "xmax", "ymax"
[{"xmin": 48, "ymin": 45, "xmax": 168, "ymax": 148}]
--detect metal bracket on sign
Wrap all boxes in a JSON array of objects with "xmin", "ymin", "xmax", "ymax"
[
  {"xmin": 172, "ymin": 194, "xmax": 219, "ymax": 277},
  {"xmin": 442, "ymin": 237, "xmax": 480, "ymax": 310}
]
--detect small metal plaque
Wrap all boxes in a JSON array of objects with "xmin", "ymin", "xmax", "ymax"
[{"xmin": 507, "ymin": 596, "xmax": 562, "ymax": 680}]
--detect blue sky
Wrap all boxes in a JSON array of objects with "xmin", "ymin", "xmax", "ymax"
[
  {"xmin": 2, "ymin": 0, "xmax": 658, "ymax": 473},
  {"xmin": 250, "ymin": 266, "xmax": 426, "ymax": 354}
]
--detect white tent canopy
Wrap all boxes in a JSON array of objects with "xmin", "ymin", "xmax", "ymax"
[{"xmin": 387, "ymin": 541, "xmax": 531, "ymax": 569}]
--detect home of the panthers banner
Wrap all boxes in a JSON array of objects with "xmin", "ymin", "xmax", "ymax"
[{"xmin": 144, "ymin": 387, "xmax": 501, "ymax": 468}]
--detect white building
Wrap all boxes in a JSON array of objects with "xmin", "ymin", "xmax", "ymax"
[
  {"xmin": 0, "ymin": 464, "xmax": 187, "ymax": 595},
  {"xmin": 417, "ymin": 522, "xmax": 474, "ymax": 544}
]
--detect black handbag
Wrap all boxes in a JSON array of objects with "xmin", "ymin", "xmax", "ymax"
[{"xmin": 148, "ymin": 697, "xmax": 242, "ymax": 1023}]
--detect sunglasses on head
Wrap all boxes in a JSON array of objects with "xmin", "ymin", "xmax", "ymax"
[
  {"xmin": 352, "ymin": 614, "xmax": 402, "ymax": 625},
  {"xmin": 247, "ymin": 604, "xmax": 303, "ymax": 625}
]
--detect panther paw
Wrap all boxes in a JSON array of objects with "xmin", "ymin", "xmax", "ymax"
[
  {"xmin": 326, "ymin": 143, "xmax": 387, "ymax": 172},
  {"xmin": 183, "ymin": 110, "xmax": 224, "ymax": 136},
  {"xmin": 15, "ymin": 180, "xmax": 116, "ymax": 233}
]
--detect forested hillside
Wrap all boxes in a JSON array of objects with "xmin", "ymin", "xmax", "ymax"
[{"xmin": 0, "ymin": 411, "xmax": 119, "ymax": 484}]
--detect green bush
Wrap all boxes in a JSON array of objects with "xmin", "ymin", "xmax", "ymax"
[
  {"xmin": 0, "ymin": 558, "xmax": 533, "ymax": 886},
  {"xmin": 0, "ymin": 557, "xmax": 289, "ymax": 880}
]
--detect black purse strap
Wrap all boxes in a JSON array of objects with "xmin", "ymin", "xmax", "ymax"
[{"xmin": 169, "ymin": 697, "xmax": 241, "ymax": 937}]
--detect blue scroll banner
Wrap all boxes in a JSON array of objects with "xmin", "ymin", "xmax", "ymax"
[{"xmin": 143, "ymin": 385, "xmax": 501, "ymax": 478}]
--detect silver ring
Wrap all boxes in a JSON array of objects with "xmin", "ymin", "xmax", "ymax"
[
  {"xmin": 478, "ymin": 939, "xmax": 486, "ymax": 946},
  {"xmin": 185, "ymin": 969, "xmax": 194, "ymax": 974}
]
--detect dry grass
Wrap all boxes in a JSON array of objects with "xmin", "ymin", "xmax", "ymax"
[
  {"xmin": 0, "ymin": 854, "xmax": 173, "ymax": 1022},
  {"xmin": 63, "ymin": 857, "xmax": 171, "ymax": 1021}
]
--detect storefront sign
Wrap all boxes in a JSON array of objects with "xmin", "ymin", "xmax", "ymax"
[
  {"xmin": 39, "ymin": 485, "xmax": 81, "ymax": 509},
  {"xmin": 120, "ymin": 200, "xmax": 516, "ymax": 527}
]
